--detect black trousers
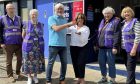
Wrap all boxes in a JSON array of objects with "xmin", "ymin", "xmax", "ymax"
[
  {"xmin": 70, "ymin": 45, "xmax": 87, "ymax": 78},
  {"xmin": 121, "ymin": 49, "xmax": 137, "ymax": 84}
]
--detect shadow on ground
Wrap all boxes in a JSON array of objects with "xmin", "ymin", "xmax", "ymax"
[{"xmin": 39, "ymin": 78, "xmax": 96, "ymax": 84}]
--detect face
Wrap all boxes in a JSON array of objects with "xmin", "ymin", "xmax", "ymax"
[
  {"xmin": 6, "ymin": 4, "xmax": 15, "ymax": 16},
  {"xmin": 55, "ymin": 7, "xmax": 64, "ymax": 16},
  {"xmin": 103, "ymin": 12, "xmax": 113, "ymax": 21},
  {"xmin": 77, "ymin": 16, "xmax": 84, "ymax": 25},
  {"xmin": 31, "ymin": 12, "xmax": 38, "ymax": 21},
  {"xmin": 123, "ymin": 11, "xmax": 132, "ymax": 20}
]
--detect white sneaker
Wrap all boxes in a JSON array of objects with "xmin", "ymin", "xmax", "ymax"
[
  {"xmin": 14, "ymin": 75, "xmax": 19, "ymax": 79},
  {"xmin": 27, "ymin": 77, "xmax": 32, "ymax": 84},
  {"xmin": 33, "ymin": 77, "xmax": 39, "ymax": 83},
  {"xmin": 47, "ymin": 83, "xmax": 51, "ymax": 84},
  {"xmin": 74, "ymin": 78, "xmax": 78, "ymax": 80},
  {"xmin": 9, "ymin": 76, "xmax": 16, "ymax": 83}
]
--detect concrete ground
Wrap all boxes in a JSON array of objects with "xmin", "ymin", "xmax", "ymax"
[{"xmin": 0, "ymin": 53, "xmax": 140, "ymax": 84}]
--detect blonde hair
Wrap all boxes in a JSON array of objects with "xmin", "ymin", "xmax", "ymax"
[
  {"xmin": 29, "ymin": 9, "xmax": 38, "ymax": 17},
  {"xmin": 102, "ymin": 6, "xmax": 115, "ymax": 15},
  {"xmin": 121, "ymin": 6, "xmax": 135, "ymax": 18}
]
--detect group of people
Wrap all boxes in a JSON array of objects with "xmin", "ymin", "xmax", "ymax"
[
  {"xmin": 0, "ymin": 3, "xmax": 89, "ymax": 84},
  {"xmin": 98, "ymin": 6, "xmax": 140, "ymax": 84},
  {"xmin": 46, "ymin": 3, "xmax": 89, "ymax": 84},
  {"xmin": 0, "ymin": 2, "xmax": 139, "ymax": 84},
  {"xmin": 0, "ymin": 3, "xmax": 45, "ymax": 84}
]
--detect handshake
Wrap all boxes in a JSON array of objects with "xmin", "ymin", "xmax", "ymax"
[{"xmin": 67, "ymin": 20, "xmax": 77, "ymax": 27}]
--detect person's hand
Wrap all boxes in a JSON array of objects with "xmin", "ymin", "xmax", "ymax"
[
  {"xmin": 130, "ymin": 48, "xmax": 136, "ymax": 56},
  {"xmin": 72, "ymin": 20, "xmax": 77, "ymax": 25},
  {"xmin": 112, "ymin": 48, "xmax": 117, "ymax": 54},
  {"xmin": 94, "ymin": 46, "xmax": 99, "ymax": 52},
  {"xmin": 75, "ymin": 32, "xmax": 81, "ymax": 35},
  {"xmin": 67, "ymin": 20, "xmax": 76, "ymax": 27},
  {"xmin": 1, "ymin": 44, "xmax": 6, "ymax": 48}
]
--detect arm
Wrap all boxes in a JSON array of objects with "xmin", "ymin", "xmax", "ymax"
[
  {"xmin": 134, "ymin": 21, "xmax": 140, "ymax": 45},
  {"xmin": 0, "ymin": 18, "xmax": 6, "ymax": 48},
  {"xmin": 113, "ymin": 20, "xmax": 121, "ymax": 49},
  {"xmin": 0, "ymin": 18, "xmax": 4, "ymax": 44},
  {"xmin": 52, "ymin": 22, "xmax": 73, "ymax": 32},
  {"xmin": 22, "ymin": 22, "xmax": 27, "ymax": 39},
  {"xmin": 20, "ymin": 17, "xmax": 23, "ymax": 32},
  {"xmin": 112, "ymin": 19, "xmax": 121, "ymax": 54},
  {"xmin": 130, "ymin": 21, "xmax": 140, "ymax": 56},
  {"xmin": 48, "ymin": 17, "xmax": 74, "ymax": 32},
  {"xmin": 22, "ymin": 29, "xmax": 26, "ymax": 39}
]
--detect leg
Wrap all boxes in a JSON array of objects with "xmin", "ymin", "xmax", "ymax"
[
  {"xmin": 77, "ymin": 46, "xmax": 87, "ymax": 78},
  {"xmin": 27, "ymin": 74, "xmax": 32, "ymax": 84},
  {"xmin": 126, "ymin": 53, "xmax": 137, "ymax": 84},
  {"xmin": 5, "ymin": 45, "xmax": 14, "ymax": 77},
  {"xmin": 58, "ymin": 47, "xmax": 67, "ymax": 81},
  {"xmin": 33, "ymin": 73, "xmax": 39, "ymax": 83},
  {"xmin": 121, "ymin": 49, "xmax": 127, "ymax": 67},
  {"xmin": 106, "ymin": 49, "xmax": 116, "ymax": 82},
  {"xmin": 46, "ymin": 46, "xmax": 58, "ymax": 82},
  {"xmin": 77, "ymin": 45, "xmax": 87, "ymax": 84},
  {"xmin": 98, "ymin": 49, "xmax": 107, "ymax": 77},
  {"xmin": 70, "ymin": 46, "xmax": 79, "ymax": 78},
  {"xmin": 14, "ymin": 45, "xmax": 22, "ymax": 75}
]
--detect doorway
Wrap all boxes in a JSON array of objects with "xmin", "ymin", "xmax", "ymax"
[{"xmin": 135, "ymin": 6, "xmax": 140, "ymax": 19}]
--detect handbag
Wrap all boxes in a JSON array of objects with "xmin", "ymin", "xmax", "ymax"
[{"xmin": 33, "ymin": 23, "xmax": 45, "ymax": 72}]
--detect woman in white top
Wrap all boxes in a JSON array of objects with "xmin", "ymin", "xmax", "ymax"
[{"xmin": 68, "ymin": 13, "xmax": 90, "ymax": 84}]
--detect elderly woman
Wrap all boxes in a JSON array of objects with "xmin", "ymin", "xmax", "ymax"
[
  {"xmin": 22, "ymin": 9, "xmax": 45, "ymax": 84},
  {"xmin": 68, "ymin": 13, "xmax": 90, "ymax": 84},
  {"xmin": 121, "ymin": 7, "xmax": 140, "ymax": 84},
  {"xmin": 97, "ymin": 7, "xmax": 120, "ymax": 84}
]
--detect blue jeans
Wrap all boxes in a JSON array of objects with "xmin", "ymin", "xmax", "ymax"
[
  {"xmin": 98, "ymin": 48, "xmax": 116, "ymax": 78},
  {"xmin": 46, "ymin": 46, "xmax": 67, "ymax": 82}
]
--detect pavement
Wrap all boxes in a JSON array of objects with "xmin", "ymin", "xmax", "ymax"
[{"xmin": 0, "ymin": 53, "xmax": 140, "ymax": 84}]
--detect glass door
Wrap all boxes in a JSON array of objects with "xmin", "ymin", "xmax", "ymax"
[{"xmin": 0, "ymin": 2, "xmax": 4, "ymax": 16}]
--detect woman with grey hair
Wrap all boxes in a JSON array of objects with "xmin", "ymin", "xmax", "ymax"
[
  {"xmin": 97, "ymin": 6, "xmax": 121, "ymax": 84},
  {"xmin": 22, "ymin": 9, "xmax": 45, "ymax": 84}
]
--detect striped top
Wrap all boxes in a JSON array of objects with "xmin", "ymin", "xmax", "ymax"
[{"xmin": 134, "ymin": 21, "xmax": 140, "ymax": 44}]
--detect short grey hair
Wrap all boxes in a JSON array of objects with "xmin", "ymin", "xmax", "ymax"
[
  {"xmin": 6, "ymin": 3, "xmax": 15, "ymax": 9},
  {"xmin": 29, "ymin": 9, "xmax": 38, "ymax": 16},
  {"xmin": 54, "ymin": 3, "xmax": 64, "ymax": 10},
  {"xmin": 102, "ymin": 6, "xmax": 115, "ymax": 15}
]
